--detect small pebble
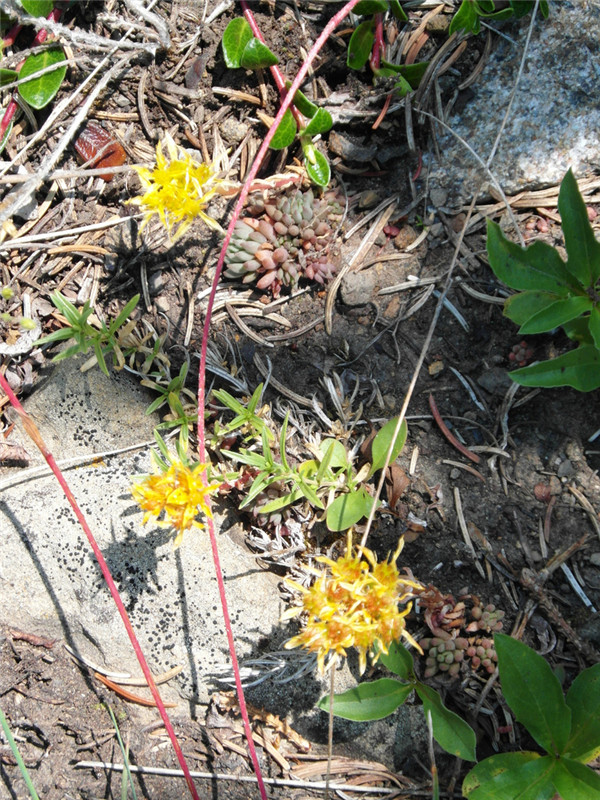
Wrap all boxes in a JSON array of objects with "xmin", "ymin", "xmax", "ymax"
[
  {"xmin": 429, "ymin": 187, "xmax": 448, "ymax": 208},
  {"xmin": 589, "ymin": 553, "xmax": 600, "ymax": 567},
  {"xmin": 148, "ymin": 271, "xmax": 164, "ymax": 295},
  {"xmin": 154, "ymin": 296, "xmax": 170, "ymax": 313}
]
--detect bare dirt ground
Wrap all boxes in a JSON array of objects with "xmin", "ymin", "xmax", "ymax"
[{"xmin": 1, "ymin": 2, "xmax": 600, "ymax": 798}]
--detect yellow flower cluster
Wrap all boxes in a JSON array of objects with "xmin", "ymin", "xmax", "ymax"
[
  {"xmin": 131, "ymin": 459, "xmax": 219, "ymax": 547},
  {"xmin": 129, "ymin": 133, "xmax": 227, "ymax": 241},
  {"xmin": 284, "ymin": 533, "xmax": 423, "ymax": 674}
]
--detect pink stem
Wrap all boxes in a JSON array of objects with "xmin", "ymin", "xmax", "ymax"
[
  {"xmin": 2, "ymin": 22, "xmax": 23, "ymax": 47},
  {"xmin": 369, "ymin": 12, "xmax": 385, "ymax": 71},
  {"xmin": 240, "ymin": 0, "xmax": 304, "ymax": 129},
  {"xmin": 0, "ymin": 373, "xmax": 201, "ymax": 800},
  {"xmin": 196, "ymin": 0, "xmax": 364, "ymax": 792}
]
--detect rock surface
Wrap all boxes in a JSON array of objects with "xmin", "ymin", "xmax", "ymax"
[
  {"xmin": 0, "ymin": 357, "xmax": 282, "ymax": 706},
  {"xmin": 428, "ymin": 1, "xmax": 600, "ymax": 201}
]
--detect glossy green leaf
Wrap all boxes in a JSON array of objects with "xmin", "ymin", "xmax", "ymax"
[
  {"xmin": 326, "ymin": 486, "xmax": 375, "ymax": 531},
  {"xmin": 222, "ymin": 17, "xmax": 253, "ymax": 69},
  {"xmin": 503, "ymin": 291, "xmax": 562, "ymax": 326},
  {"xmin": 559, "ymin": 169, "xmax": 600, "ymax": 286},
  {"xmin": 564, "ymin": 663, "xmax": 600, "ymax": 763},
  {"xmin": 380, "ymin": 60, "xmax": 428, "ymax": 89},
  {"xmin": 304, "ymin": 147, "xmax": 330, "ymax": 187},
  {"xmin": 301, "ymin": 107, "xmax": 333, "ymax": 137},
  {"xmin": 0, "ymin": 68, "xmax": 17, "ymax": 87},
  {"xmin": 487, "ymin": 220, "xmax": 575, "ymax": 293},
  {"xmin": 449, "ymin": 0, "xmax": 481, "ymax": 35},
  {"xmin": 495, "ymin": 633, "xmax": 571, "ymax": 755},
  {"xmin": 269, "ymin": 109, "xmax": 296, "ymax": 149},
  {"xmin": 318, "ymin": 678, "xmax": 413, "ymax": 721},
  {"xmin": 519, "ymin": 296, "xmax": 592, "ymax": 335},
  {"xmin": 509, "ymin": 0, "xmax": 537, "ymax": 17},
  {"xmin": 378, "ymin": 639, "xmax": 414, "ymax": 681},
  {"xmin": 285, "ymin": 83, "xmax": 318, "ymax": 118},
  {"xmin": 21, "ymin": 0, "xmax": 53, "ymax": 16},
  {"xmin": 353, "ymin": 0, "xmax": 389, "ymax": 14},
  {"xmin": 347, "ymin": 19, "xmax": 375, "ymax": 70},
  {"xmin": 510, "ymin": 345, "xmax": 600, "ymax": 391},
  {"xmin": 389, "ymin": 0, "xmax": 408, "ymax": 22},
  {"xmin": 551, "ymin": 758, "xmax": 600, "ymax": 799},
  {"xmin": 369, "ymin": 416, "xmax": 407, "ymax": 477},
  {"xmin": 589, "ymin": 307, "xmax": 600, "ymax": 351},
  {"xmin": 416, "ymin": 683, "xmax": 477, "ymax": 761},
  {"xmin": 18, "ymin": 48, "xmax": 67, "ymax": 109},
  {"xmin": 463, "ymin": 753, "xmax": 555, "ymax": 800},
  {"xmin": 240, "ymin": 38, "xmax": 279, "ymax": 70}
]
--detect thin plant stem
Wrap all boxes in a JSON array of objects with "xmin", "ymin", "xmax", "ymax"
[
  {"xmin": 195, "ymin": 2, "xmax": 363, "ymax": 796},
  {"xmin": 0, "ymin": 373, "xmax": 201, "ymax": 800},
  {"xmin": 0, "ymin": 703, "xmax": 40, "ymax": 800},
  {"xmin": 325, "ymin": 665, "xmax": 335, "ymax": 800},
  {"xmin": 106, "ymin": 706, "xmax": 138, "ymax": 800}
]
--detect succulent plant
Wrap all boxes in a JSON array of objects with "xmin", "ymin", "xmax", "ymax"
[
  {"xmin": 466, "ymin": 602, "xmax": 505, "ymax": 634},
  {"xmin": 224, "ymin": 187, "xmax": 343, "ymax": 297},
  {"xmin": 466, "ymin": 637, "xmax": 498, "ymax": 674},
  {"xmin": 420, "ymin": 634, "xmax": 469, "ymax": 679}
]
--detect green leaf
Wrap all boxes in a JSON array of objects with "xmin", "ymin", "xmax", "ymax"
[
  {"xmin": 449, "ymin": 0, "xmax": 481, "ymax": 35},
  {"xmin": 564, "ymin": 663, "xmax": 600, "ymax": 763},
  {"xmin": 589, "ymin": 307, "xmax": 600, "ymax": 351},
  {"xmin": 0, "ymin": 119, "xmax": 13, "ymax": 157},
  {"xmin": 269, "ymin": 109, "xmax": 297, "ymax": 150},
  {"xmin": 221, "ymin": 17, "xmax": 253, "ymax": 68},
  {"xmin": 495, "ymin": 633, "xmax": 571, "ymax": 755},
  {"xmin": 18, "ymin": 48, "xmax": 67, "ymax": 110},
  {"xmin": 326, "ymin": 486, "xmax": 375, "ymax": 531},
  {"xmin": 284, "ymin": 81, "xmax": 318, "ymax": 118},
  {"xmin": 487, "ymin": 220, "xmax": 575, "ymax": 294},
  {"xmin": 240, "ymin": 38, "xmax": 279, "ymax": 70},
  {"xmin": 110, "ymin": 294, "xmax": 139, "ymax": 333},
  {"xmin": 353, "ymin": 0, "xmax": 389, "ymax": 14},
  {"xmin": 552, "ymin": 758, "xmax": 600, "ymax": 799},
  {"xmin": 0, "ymin": 68, "xmax": 17, "ymax": 87},
  {"xmin": 463, "ymin": 753, "xmax": 556, "ymax": 800},
  {"xmin": 416, "ymin": 683, "xmax": 477, "ymax": 761},
  {"xmin": 369, "ymin": 416, "xmax": 407, "ymax": 477},
  {"xmin": 347, "ymin": 19, "xmax": 375, "ymax": 70},
  {"xmin": 20, "ymin": 0, "xmax": 53, "ymax": 15},
  {"xmin": 318, "ymin": 679, "xmax": 413, "ymax": 721},
  {"xmin": 380, "ymin": 60, "xmax": 428, "ymax": 89},
  {"xmin": 389, "ymin": 0, "xmax": 408, "ymax": 22},
  {"xmin": 318, "ymin": 439, "xmax": 349, "ymax": 469},
  {"xmin": 378, "ymin": 639, "xmax": 415, "ymax": 681},
  {"xmin": 559, "ymin": 169, "xmax": 600, "ymax": 286},
  {"xmin": 304, "ymin": 147, "xmax": 330, "ymax": 187},
  {"xmin": 519, "ymin": 296, "xmax": 592, "ymax": 335},
  {"xmin": 301, "ymin": 107, "xmax": 333, "ymax": 137},
  {"xmin": 503, "ymin": 291, "xmax": 562, "ymax": 326},
  {"xmin": 510, "ymin": 345, "xmax": 600, "ymax": 391}
]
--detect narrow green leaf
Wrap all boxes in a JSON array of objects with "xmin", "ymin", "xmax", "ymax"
[
  {"xmin": 416, "ymin": 684, "xmax": 476, "ymax": 761},
  {"xmin": 369, "ymin": 417, "xmax": 407, "ymax": 476},
  {"xmin": 552, "ymin": 758, "xmax": 600, "ymax": 799},
  {"xmin": 510, "ymin": 345, "xmax": 600, "ymax": 391},
  {"xmin": 559, "ymin": 168, "xmax": 600, "ymax": 286},
  {"xmin": 318, "ymin": 679, "xmax": 412, "ymax": 721},
  {"xmin": 304, "ymin": 148, "xmax": 330, "ymax": 187},
  {"xmin": 240, "ymin": 38, "xmax": 279, "ymax": 70},
  {"xmin": 503, "ymin": 291, "xmax": 563, "ymax": 326},
  {"xmin": 353, "ymin": 0, "xmax": 389, "ymax": 15},
  {"xmin": 449, "ymin": 0, "xmax": 481, "ymax": 35},
  {"xmin": 301, "ymin": 107, "xmax": 333, "ymax": 137},
  {"xmin": 347, "ymin": 19, "xmax": 375, "ymax": 70},
  {"xmin": 519, "ymin": 296, "xmax": 592, "ymax": 335},
  {"xmin": 389, "ymin": 0, "xmax": 408, "ymax": 22},
  {"xmin": 487, "ymin": 220, "xmax": 575, "ymax": 293},
  {"xmin": 258, "ymin": 487, "xmax": 305, "ymax": 515},
  {"xmin": 294, "ymin": 473, "xmax": 324, "ymax": 510},
  {"xmin": 21, "ymin": 0, "xmax": 53, "ymax": 15},
  {"xmin": 18, "ymin": 48, "xmax": 67, "ymax": 109},
  {"xmin": 564, "ymin": 663, "xmax": 600, "ymax": 763},
  {"xmin": 326, "ymin": 486, "xmax": 375, "ymax": 531},
  {"xmin": 463, "ymin": 753, "xmax": 556, "ymax": 800},
  {"xmin": 589, "ymin": 306, "xmax": 600, "ymax": 351},
  {"xmin": 378, "ymin": 639, "xmax": 415, "ymax": 681},
  {"xmin": 269, "ymin": 109, "xmax": 297, "ymax": 150},
  {"xmin": 221, "ymin": 18, "xmax": 253, "ymax": 68},
  {"xmin": 93, "ymin": 339, "xmax": 109, "ymax": 377},
  {"xmin": 495, "ymin": 633, "xmax": 571, "ymax": 755},
  {"xmin": 110, "ymin": 294, "xmax": 140, "ymax": 332},
  {"xmin": 284, "ymin": 81, "xmax": 318, "ymax": 118},
  {"xmin": 279, "ymin": 412, "xmax": 290, "ymax": 469}
]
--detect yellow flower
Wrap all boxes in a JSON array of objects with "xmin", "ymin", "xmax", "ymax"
[
  {"xmin": 131, "ymin": 459, "xmax": 219, "ymax": 547},
  {"xmin": 129, "ymin": 133, "xmax": 229, "ymax": 241},
  {"xmin": 283, "ymin": 533, "xmax": 423, "ymax": 674}
]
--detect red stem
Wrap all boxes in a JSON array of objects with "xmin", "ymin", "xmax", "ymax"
[
  {"xmin": 369, "ymin": 12, "xmax": 385, "ymax": 71},
  {"xmin": 0, "ymin": 373, "xmax": 201, "ymax": 800},
  {"xmin": 196, "ymin": 2, "xmax": 364, "ymax": 796},
  {"xmin": 2, "ymin": 22, "xmax": 23, "ymax": 47},
  {"xmin": 240, "ymin": 0, "xmax": 304, "ymax": 130},
  {"xmin": 428, "ymin": 394, "xmax": 481, "ymax": 465}
]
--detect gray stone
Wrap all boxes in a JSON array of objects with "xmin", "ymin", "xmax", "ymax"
[
  {"xmin": 0, "ymin": 356, "xmax": 282, "ymax": 706},
  {"xmin": 428, "ymin": 2, "xmax": 600, "ymax": 201}
]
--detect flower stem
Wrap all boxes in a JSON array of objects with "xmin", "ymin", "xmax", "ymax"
[{"xmin": 0, "ymin": 373, "xmax": 201, "ymax": 800}]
